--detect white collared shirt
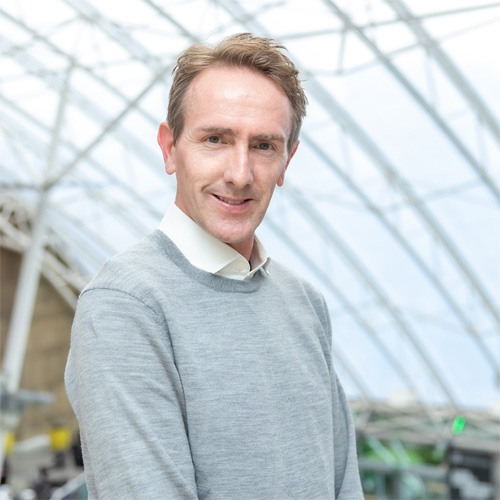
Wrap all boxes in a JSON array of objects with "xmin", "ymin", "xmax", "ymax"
[{"xmin": 158, "ymin": 204, "xmax": 270, "ymax": 281}]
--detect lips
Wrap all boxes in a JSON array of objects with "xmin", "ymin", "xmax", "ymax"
[{"xmin": 214, "ymin": 194, "xmax": 249, "ymax": 205}]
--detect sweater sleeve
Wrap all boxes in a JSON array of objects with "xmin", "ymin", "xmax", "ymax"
[
  {"xmin": 331, "ymin": 372, "xmax": 364, "ymax": 499},
  {"xmin": 65, "ymin": 288, "xmax": 199, "ymax": 500},
  {"xmin": 317, "ymin": 294, "xmax": 364, "ymax": 499}
]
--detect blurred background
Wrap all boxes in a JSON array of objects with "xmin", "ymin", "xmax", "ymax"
[{"xmin": 0, "ymin": 0, "xmax": 499, "ymax": 498}]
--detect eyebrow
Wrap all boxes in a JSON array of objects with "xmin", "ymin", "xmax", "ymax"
[
  {"xmin": 252, "ymin": 133, "xmax": 285, "ymax": 144},
  {"xmin": 198, "ymin": 127, "xmax": 235, "ymax": 137},
  {"xmin": 197, "ymin": 127, "xmax": 285, "ymax": 144}
]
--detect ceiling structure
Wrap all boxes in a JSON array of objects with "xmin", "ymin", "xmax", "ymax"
[{"xmin": 1, "ymin": 0, "xmax": 499, "ymax": 450}]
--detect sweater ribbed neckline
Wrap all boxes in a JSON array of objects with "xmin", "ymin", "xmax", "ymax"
[{"xmin": 150, "ymin": 230, "xmax": 264, "ymax": 293}]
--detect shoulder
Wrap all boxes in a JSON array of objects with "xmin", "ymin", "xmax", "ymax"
[
  {"xmin": 80, "ymin": 231, "xmax": 180, "ymax": 303},
  {"xmin": 267, "ymin": 260, "xmax": 333, "ymax": 355},
  {"xmin": 268, "ymin": 260, "xmax": 329, "ymax": 317},
  {"xmin": 268, "ymin": 260, "xmax": 323, "ymax": 299}
]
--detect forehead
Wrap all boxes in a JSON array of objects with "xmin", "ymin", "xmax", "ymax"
[
  {"xmin": 187, "ymin": 65, "xmax": 288, "ymax": 100},
  {"xmin": 183, "ymin": 66, "xmax": 293, "ymax": 134}
]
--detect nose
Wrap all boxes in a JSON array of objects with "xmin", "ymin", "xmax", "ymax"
[{"xmin": 223, "ymin": 144, "xmax": 254, "ymax": 188}]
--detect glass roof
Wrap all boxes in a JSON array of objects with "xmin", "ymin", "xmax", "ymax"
[{"xmin": 1, "ymin": 0, "xmax": 499, "ymax": 444}]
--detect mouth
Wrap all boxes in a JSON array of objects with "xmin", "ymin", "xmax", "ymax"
[{"xmin": 214, "ymin": 195, "xmax": 249, "ymax": 205}]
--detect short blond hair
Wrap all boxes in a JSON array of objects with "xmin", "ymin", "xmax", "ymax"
[{"xmin": 167, "ymin": 33, "xmax": 307, "ymax": 153}]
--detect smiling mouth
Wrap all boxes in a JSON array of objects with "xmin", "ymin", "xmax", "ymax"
[{"xmin": 214, "ymin": 195, "xmax": 249, "ymax": 205}]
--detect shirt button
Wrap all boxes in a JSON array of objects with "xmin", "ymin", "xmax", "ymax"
[{"xmin": 236, "ymin": 260, "xmax": 247, "ymax": 271}]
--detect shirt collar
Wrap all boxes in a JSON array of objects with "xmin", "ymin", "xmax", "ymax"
[{"xmin": 158, "ymin": 203, "xmax": 270, "ymax": 280}]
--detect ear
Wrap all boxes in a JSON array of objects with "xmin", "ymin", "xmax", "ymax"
[
  {"xmin": 157, "ymin": 122, "xmax": 176, "ymax": 175},
  {"xmin": 277, "ymin": 140, "xmax": 299, "ymax": 187}
]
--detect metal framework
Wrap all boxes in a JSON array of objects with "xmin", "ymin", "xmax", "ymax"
[{"xmin": 1, "ymin": 0, "xmax": 499, "ymax": 453}]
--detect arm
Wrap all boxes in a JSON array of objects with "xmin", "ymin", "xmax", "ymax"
[
  {"xmin": 331, "ymin": 372, "xmax": 364, "ymax": 499},
  {"xmin": 65, "ymin": 288, "xmax": 198, "ymax": 500},
  {"xmin": 316, "ymin": 293, "xmax": 364, "ymax": 498}
]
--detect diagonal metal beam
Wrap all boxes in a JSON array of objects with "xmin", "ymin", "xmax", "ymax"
[
  {"xmin": 322, "ymin": 0, "xmax": 500, "ymax": 204},
  {"xmin": 0, "ymin": 93, "xmax": 167, "ymax": 222},
  {"xmin": 301, "ymin": 130, "xmax": 500, "ymax": 378},
  {"xmin": 303, "ymin": 77, "xmax": 500, "ymax": 330},
  {"xmin": 43, "ymin": 65, "xmax": 170, "ymax": 190},
  {"xmin": 0, "ymin": 7, "xmax": 164, "ymax": 128},
  {"xmin": 278, "ymin": 3, "xmax": 500, "ymax": 42},
  {"xmin": 141, "ymin": 0, "xmax": 203, "ymax": 43},
  {"xmin": 0, "ymin": 34, "xmax": 163, "ymax": 178},
  {"xmin": 385, "ymin": 0, "xmax": 500, "ymax": 142},
  {"xmin": 61, "ymin": 0, "xmax": 169, "ymax": 63}
]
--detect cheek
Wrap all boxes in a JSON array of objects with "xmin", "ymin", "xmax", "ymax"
[
  {"xmin": 176, "ymin": 163, "xmax": 216, "ymax": 199},
  {"xmin": 185, "ymin": 149, "xmax": 224, "ymax": 175},
  {"xmin": 254, "ymin": 166, "xmax": 286, "ymax": 192}
]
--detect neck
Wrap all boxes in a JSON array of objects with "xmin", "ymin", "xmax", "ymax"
[{"xmin": 227, "ymin": 238, "xmax": 254, "ymax": 264}]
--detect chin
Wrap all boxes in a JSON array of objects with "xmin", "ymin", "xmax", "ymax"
[
  {"xmin": 217, "ymin": 230, "xmax": 255, "ymax": 254},
  {"xmin": 219, "ymin": 234, "xmax": 252, "ymax": 247},
  {"xmin": 209, "ymin": 222, "xmax": 255, "ymax": 243}
]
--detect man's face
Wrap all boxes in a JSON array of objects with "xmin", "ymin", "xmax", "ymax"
[{"xmin": 158, "ymin": 66, "xmax": 299, "ymax": 260}]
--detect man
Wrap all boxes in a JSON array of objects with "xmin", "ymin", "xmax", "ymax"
[{"xmin": 65, "ymin": 33, "xmax": 363, "ymax": 499}]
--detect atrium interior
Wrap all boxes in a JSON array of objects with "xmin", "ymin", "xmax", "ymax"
[{"xmin": 1, "ymin": 1, "xmax": 499, "ymax": 498}]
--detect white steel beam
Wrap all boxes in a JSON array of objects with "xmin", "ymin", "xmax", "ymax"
[
  {"xmin": 385, "ymin": 0, "xmax": 500, "ymax": 142},
  {"xmin": 323, "ymin": 0, "xmax": 500, "ymax": 202},
  {"xmin": 0, "ymin": 66, "xmax": 72, "ymax": 468}
]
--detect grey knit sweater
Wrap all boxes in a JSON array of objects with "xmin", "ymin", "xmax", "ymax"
[{"xmin": 65, "ymin": 230, "xmax": 363, "ymax": 499}]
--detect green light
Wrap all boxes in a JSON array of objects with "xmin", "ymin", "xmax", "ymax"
[{"xmin": 452, "ymin": 415, "xmax": 466, "ymax": 435}]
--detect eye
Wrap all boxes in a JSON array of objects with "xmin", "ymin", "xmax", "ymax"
[
  {"xmin": 257, "ymin": 142, "xmax": 273, "ymax": 151},
  {"xmin": 207, "ymin": 136, "xmax": 221, "ymax": 144}
]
